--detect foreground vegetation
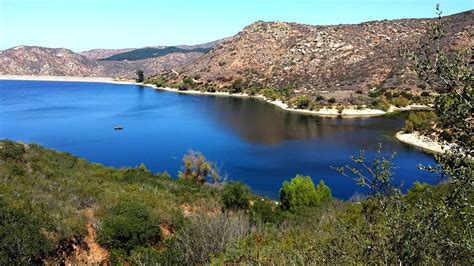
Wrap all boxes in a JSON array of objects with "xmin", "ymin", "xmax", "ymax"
[{"xmin": 1, "ymin": 139, "xmax": 471, "ymax": 264}]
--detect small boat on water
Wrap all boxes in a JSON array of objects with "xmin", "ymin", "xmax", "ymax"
[{"xmin": 114, "ymin": 125, "xmax": 124, "ymax": 130}]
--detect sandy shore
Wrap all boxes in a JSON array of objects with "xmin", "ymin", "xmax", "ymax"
[
  {"xmin": 1, "ymin": 74, "xmax": 429, "ymax": 118},
  {"xmin": 395, "ymin": 131, "xmax": 445, "ymax": 154},
  {"xmin": 149, "ymin": 86, "xmax": 396, "ymax": 118},
  {"xmin": 0, "ymin": 75, "xmax": 137, "ymax": 85}
]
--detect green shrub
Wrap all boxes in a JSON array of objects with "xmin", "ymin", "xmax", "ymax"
[
  {"xmin": 98, "ymin": 200, "xmax": 162, "ymax": 254},
  {"xmin": 316, "ymin": 95, "xmax": 324, "ymax": 101},
  {"xmin": 391, "ymin": 96, "xmax": 409, "ymax": 107},
  {"xmin": 401, "ymin": 91, "xmax": 414, "ymax": 100},
  {"xmin": 279, "ymin": 175, "xmax": 332, "ymax": 211},
  {"xmin": 420, "ymin": 91, "xmax": 430, "ymax": 97},
  {"xmin": 183, "ymin": 77, "xmax": 194, "ymax": 86},
  {"xmin": 261, "ymin": 88, "xmax": 279, "ymax": 101},
  {"xmin": 0, "ymin": 141, "xmax": 26, "ymax": 161},
  {"xmin": 250, "ymin": 199, "xmax": 282, "ymax": 224},
  {"xmin": 291, "ymin": 96, "xmax": 310, "ymax": 109},
  {"xmin": 328, "ymin": 98, "xmax": 337, "ymax": 104},
  {"xmin": 222, "ymin": 182, "xmax": 251, "ymax": 211},
  {"xmin": 0, "ymin": 199, "xmax": 53, "ymax": 264},
  {"xmin": 371, "ymin": 99, "xmax": 390, "ymax": 111},
  {"xmin": 136, "ymin": 70, "xmax": 144, "ymax": 82},
  {"xmin": 229, "ymin": 78, "xmax": 244, "ymax": 94},
  {"xmin": 404, "ymin": 111, "xmax": 437, "ymax": 134},
  {"xmin": 403, "ymin": 120, "xmax": 415, "ymax": 133}
]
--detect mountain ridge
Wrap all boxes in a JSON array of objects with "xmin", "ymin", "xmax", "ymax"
[{"xmin": 0, "ymin": 40, "xmax": 226, "ymax": 78}]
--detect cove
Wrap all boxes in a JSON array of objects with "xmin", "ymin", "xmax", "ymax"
[{"xmin": 0, "ymin": 80, "xmax": 438, "ymax": 199}]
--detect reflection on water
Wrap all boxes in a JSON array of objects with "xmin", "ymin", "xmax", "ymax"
[{"xmin": 0, "ymin": 80, "xmax": 437, "ymax": 199}]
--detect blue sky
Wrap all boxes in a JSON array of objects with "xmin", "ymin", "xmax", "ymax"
[{"xmin": 0, "ymin": 0, "xmax": 471, "ymax": 51}]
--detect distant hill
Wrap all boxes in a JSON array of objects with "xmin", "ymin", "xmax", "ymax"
[
  {"xmin": 161, "ymin": 10, "xmax": 472, "ymax": 96},
  {"xmin": 79, "ymin": 48, "xmax": 135, "ymax": 60},
  {"xmin": 0, "ymin": 46, "xmax": 99, "ymax": 76},
  {"xmin": 0, "ymin": 40, "xmax": 224, "ymax": 78},
  {"xmin": 101, "ymin": 47, "xmax": 213, "ymax": 61}
]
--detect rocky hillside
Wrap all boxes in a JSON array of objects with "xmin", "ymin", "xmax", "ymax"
[
  {"xmin": 79, "ymin": 48, "xmax": 135, "ymax": 60},
  {"xmin": 164, "ymin": 10, "xmax": 472, "ymax": 96},
  {"xmin": 0, "ymin": 41, "xmax": 223, "ymax": 78},
  {"xmin": 0, "ymin": 46, "xmax": 100, "ymax": 76}
]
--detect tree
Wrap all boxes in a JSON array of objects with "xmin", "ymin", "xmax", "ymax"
[
  {"xmin": 404, "ymin": 4, "xmax": 473, "ymax": 261},
  {"xmin": 279, "ymin": 175, "xmax": 331, "ymax": 211},
  {"xmin": 136, "ymin": 70, "xmax": 144, "ymax": 82},
  {"xmin": 221, "ymin": 182, "xmax": 251, "ymax": 211},
  {"xmin": 178, "ymin": 150, "xmax": 220, "ymax": 184}
]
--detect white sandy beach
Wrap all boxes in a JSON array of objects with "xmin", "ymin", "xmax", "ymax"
[{"xmin": 395, "ymin": 131, "xmax": 445, "ymax": 154}]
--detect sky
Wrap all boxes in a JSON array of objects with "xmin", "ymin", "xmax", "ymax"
[{"xmin": 0, "ymin": 0, "xmax": 472, "ymax": 52}]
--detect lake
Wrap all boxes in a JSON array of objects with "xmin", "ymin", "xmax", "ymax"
[{"xmin": 0, "ymin": 80, "xmax": 438, "ymax": 199}]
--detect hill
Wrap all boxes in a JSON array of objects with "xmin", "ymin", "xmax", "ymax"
[
  {"xmin": 100, "ymin": 40, "xmax": 224, "ymax": 61},
  {"xmin": 0, "ymin": 46, "xmax": 99, "ymax": 76},
  {"xmin": 0, "ymin": 40, "xmax": 224, "ymax": 78},
  {"xmin": 79, "ymin": 48, "xmax": 135, "ymax": 60},
  {"xmin": 159, "ymin": 10, "xmax": 472, "ymax": 99}
]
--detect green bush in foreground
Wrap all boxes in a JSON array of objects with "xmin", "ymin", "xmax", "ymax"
[
  {"xmin": 0, "ymin": 198, "xmax": 53, "ymax": 264},
  {"xmin": 98, "ymin": 199, "xmax": 162, "ymax": 255},
  {"xmin": 222, "ymin": 182, "xmax": 251, "ymax": 211},
  {"xmin": 279, "ymin": 175, "xmax": 332, "ymax": 211}
]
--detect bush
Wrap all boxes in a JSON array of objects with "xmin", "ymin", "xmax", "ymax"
[
  {"xmin": 420, "ymin": 91, "xmax": 430, "ymax": 97},
  {"xmin": 136, "ymin": 70, "xmax": 144, "ymax": 82},
  {"xmin": 98, "ymin": 200, "xmax": 162, "ymax": 254},
  {"xmin": 0, "ymin": 199, "xmax": 53, "ymax": 264},
  {"xmin": 178, "ymin": 150, "xmax": 219, "ymax": 184},
  {"xmin": 401, "ymin": 91, "xmax": 414, "ymax": 100},
  {"xmin": 384, "ymin": 91, "xmax": 393, "ymax": 99},
  {"xmin": 391, "ymin": 96, "xmax": 409, "ymax": 107},
  {"xmin": 404, "ymin": 111, "xmax": 437, "ymax": 134},
  {"xmin": 328, "ymin": 98, "xmax": 337, "ymax": 104},
  {"xmin": 250, "ymin": 199, "xmax": 284, "ymax": 224},
  {"xmin": 0, "ymin": 141, "xmax": 25, "ymax": 161},
  {"xmin": 403, "ymin": 120, "xmax": 415, "ymax": 133},
  {"xmin": 261, "ymin": 87, "xmax": 279, "ymax": 101},
  {"xmin": 279, "ymin": 175, "xmax": 332, "ymax": 211},
  {"xmin": 355, "ymin": 90, "xmax": 363, "ymax": 94},
  {"xmin": 316, "ymin": 95, "xmax": 324, "ymax": 101},
  {"xmin": 183, "ymin": 77, "xmax": 194, "ymax": 86},
  {"xmin": 222, "ymin": 182, "xmax": 251, "ymax": 211},
  {"xmin": 229, "ymin": 78, "xmax": 244, "ymax": 94},
  {"xmin": 171, "ymin": 212, "xmax": 251, "ymax": 264},
  {"xmin": 291, "ymin": 96, "xmax": 310, "ymax": 109},
  {"xmin": 371, "ymin": 99, "xmax": 390, "ymax": 111}
]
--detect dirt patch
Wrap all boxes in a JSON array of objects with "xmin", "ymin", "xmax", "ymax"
[{"xmin": 66, "ymin": 209, "xmax": 109, "ymax": 264}]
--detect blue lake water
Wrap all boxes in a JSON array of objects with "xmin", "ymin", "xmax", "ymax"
[{"xmin": 0, "ymin": 80, "xmax": 438, "ymax": 199}]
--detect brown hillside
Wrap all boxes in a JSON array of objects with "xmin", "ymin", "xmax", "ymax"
[{"xmin": 164, "ymin": 10, "xmax": 472, "ymax": 96}]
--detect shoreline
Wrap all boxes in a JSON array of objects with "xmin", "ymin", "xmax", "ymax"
[
  {"xmin": 0, "ymin": 75, "xmax": 137, "ymax": 85},
  {"xmin": 395, "ymin": 131, "xmax": 445, "ymax": 154},
  {"xmin": 1, "ymin": 74, "xmax": 429, "ymax": 118}
]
